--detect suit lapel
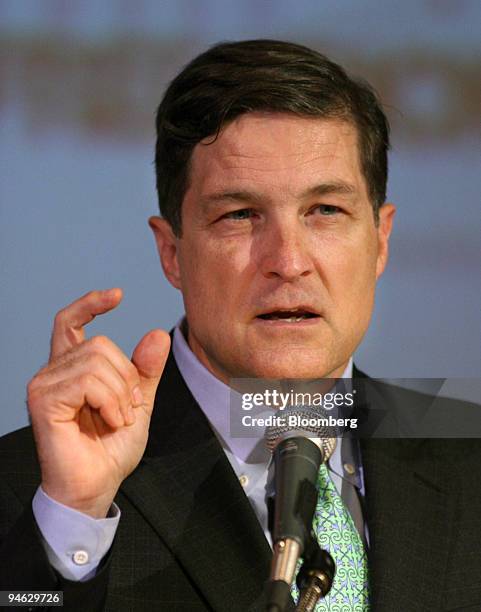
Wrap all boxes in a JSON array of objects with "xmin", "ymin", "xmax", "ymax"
[
  {"xmin": 120, "ymin": 352, "xmax": 271, "ymax": 611},
  {"xmin": 355, "ymin": 368, "xmax": 456, "ymax": 610}
]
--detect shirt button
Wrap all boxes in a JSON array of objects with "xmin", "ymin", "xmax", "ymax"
[
  {"xmin": 72, "ymin": 550, "xmax": 89, "ymax": 565},
  {"xmin": 343, "ymin": 463, "xmax": 355, "ymax": 475},
  {"xmin": 239, "ymin": 474, "xmax": 249, "ymax": 488}
]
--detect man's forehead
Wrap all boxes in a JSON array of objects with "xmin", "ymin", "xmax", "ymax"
[
  {"xmin": 188, "ymin": 112, "xmax": 364, "ymax": 196},
  {"xmin": 198, "ymin": 112, "xmax": 358, "ymax": 160}
]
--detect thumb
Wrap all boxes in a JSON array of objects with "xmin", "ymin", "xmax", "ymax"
[{"xmin": 131, "ymin": 329, "xmax": 171, "ymax": 411}]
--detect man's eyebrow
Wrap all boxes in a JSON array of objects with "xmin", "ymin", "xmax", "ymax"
[
  {"xmin": 199, "ymin": 182, "xmax": 358, "ymax": 210},
  {"xmin": 301, "ymin": 181, "xmax": 357, "ymax": 198},
  {"xmin": 199, "ymin": 190, "xmax": 264, "ymax": 209}
]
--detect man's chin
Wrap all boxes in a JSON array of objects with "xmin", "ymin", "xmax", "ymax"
[{"xmin": 241, "ymin": 351, "xmax": 338, "ymax": 380}]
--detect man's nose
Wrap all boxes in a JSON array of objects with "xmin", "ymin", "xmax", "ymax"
[{"xmin": 258, "ymin": 221, "xmax": 314, "ymax": 281}]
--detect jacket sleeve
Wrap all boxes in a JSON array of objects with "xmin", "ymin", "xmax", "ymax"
[{"xmin": 0, "ymin": 482, "xmax": 112, "ymax": 612}]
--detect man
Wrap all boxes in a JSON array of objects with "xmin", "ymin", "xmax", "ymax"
[{"xmin": 0, "ymin": 40, "xmax": 480, "ymax": 611}]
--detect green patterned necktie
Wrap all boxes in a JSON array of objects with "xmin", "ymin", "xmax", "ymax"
[{"xmin": 291, "ymin": 463, "xmax": 369, "ymax": 610}]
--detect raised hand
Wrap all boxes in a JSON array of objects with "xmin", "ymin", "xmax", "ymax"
[{"xmin": 27, "ymin": 288, "xmax": 170, "ymax": 518}]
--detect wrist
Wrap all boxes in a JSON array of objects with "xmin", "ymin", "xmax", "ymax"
[{"xmin": 40, "ymin": 483, "xmax": 117, "ymax": 519}]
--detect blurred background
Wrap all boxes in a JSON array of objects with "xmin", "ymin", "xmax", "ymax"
[{"xmin": 1, "ymin": 0, "xmax": 480, "ymax": 435}]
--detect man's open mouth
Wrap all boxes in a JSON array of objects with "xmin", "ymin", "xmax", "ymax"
[{"xmin": 256, "ymin": 309, "xmax": 320, "ymax": 322}]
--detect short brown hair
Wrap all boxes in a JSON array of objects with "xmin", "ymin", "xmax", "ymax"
[{"xmin": 155, "ymin": 39, "xmax": 390, "ymax": 235}]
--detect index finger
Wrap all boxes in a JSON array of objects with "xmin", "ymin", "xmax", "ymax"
[{"xmin": 50, "ymin": 288, "xmax": 123, "ymax": 361}]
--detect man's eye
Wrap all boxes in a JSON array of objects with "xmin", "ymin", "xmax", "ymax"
[
  {"xmin": 313, "ymin": 204, "xmax": 341, "ymax": 216},
  {"xmin": 223, "ymin": 209, "xmax": 253, "ymax": 221}
]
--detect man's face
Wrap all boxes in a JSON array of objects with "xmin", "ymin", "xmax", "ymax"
[{"xmin": 151, "ymin": 113, "xmax": 395, "ymax": 382}]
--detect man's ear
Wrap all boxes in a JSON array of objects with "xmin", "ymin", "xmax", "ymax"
[
  {"xmin": 376, "ymin": 203, "xmax": 396, "ymax": 279},
  {"xmin": 148, "ymin": 216, "xmax": 182, "ymax": 290}
]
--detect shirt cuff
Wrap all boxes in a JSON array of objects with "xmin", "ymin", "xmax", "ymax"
[{"xmin": 32, "ymin": 486, "xmax": 120, "ymax": 581}]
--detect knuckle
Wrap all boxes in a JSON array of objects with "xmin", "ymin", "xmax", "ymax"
[
  {"xmin": 26, "ymin": 377, "xmax": 49, "ymax": 414},
  {"xmin": 79, "ymin": 372, "xmax": 97, "ymax": 388},
  {"xmin": 26, "ymin": 377, "xmax": 41, "ymax": 401},
  {"xmin": 26, "ymin": 364, "xmax": 50, "ymax": 395},
  {"xmin": 89, "ymin": 335, "xmax": 111, "ymax": 351},
  {"xmin": 53, "ymin": 308, "xmax": 67, "ymax": 327}
]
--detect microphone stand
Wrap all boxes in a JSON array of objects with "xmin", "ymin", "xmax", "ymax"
[
  {"xmin": 295, "ymin": 535, "xmax": 335, "ymax": 611},
  {"xmin": 265, "ymin": 528, "xmax": 335, "ymax": 612}
]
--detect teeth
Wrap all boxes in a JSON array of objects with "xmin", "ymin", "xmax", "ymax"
[
  {"xmin": 268, "ymin": 316, "xmax": 306, "ymax": 322},
  {"xmin": 258, "ymin": 311, "xmax": 319, "ymax": 321}
]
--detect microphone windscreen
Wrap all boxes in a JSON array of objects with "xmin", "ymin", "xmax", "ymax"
[{"xmin": 264, "ymin": 406, "xmax": 337, "ymax": 461}]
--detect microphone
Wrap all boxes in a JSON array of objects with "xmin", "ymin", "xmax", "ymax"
[{"xmin": 264, "ymin": 408, "xmax": 336, "ymax": 612}]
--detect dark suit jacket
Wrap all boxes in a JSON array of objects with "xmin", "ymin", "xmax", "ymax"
[{"xmin": 1, "ymin": 352, "xmax": 480, "ymax": 611}]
